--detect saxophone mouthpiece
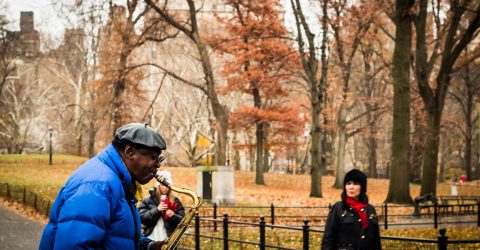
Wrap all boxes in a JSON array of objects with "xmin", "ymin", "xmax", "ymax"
[{"xmin": 154, "ymin": 173, "xmax": 172, "ymax": 188}]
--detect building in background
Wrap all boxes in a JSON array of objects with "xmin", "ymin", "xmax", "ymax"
[{"xmin": 6, "ymin": 11, "xmax": 40, "ymax": 58}]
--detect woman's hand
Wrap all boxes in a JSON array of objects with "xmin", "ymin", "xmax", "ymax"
[
  {"xmin": 165, "ymin": 209, "xmax": 174, "ymax": 218},
  {"xmin": 157, "ymin": 203, "xmax": 168, "ymax": 212}
]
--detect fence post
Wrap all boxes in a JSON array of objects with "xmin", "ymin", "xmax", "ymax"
[
  {"xmin": 434, "ymin": 200, "xmax": 438, "ymax": 229},
  {"xmin": 34, "ymin": 193, "xmax": 38, "ymax": 210},
  {"xmin": 223, "ymin": 214, "xmax": 229, "ymax": 250},
  {"xmin": 259, "ymin": 216, "xmax": 265, "ymax": 250},
  {"xmin": 46, "ymin": 200, "xmax": 51, "ymax": 217},
  {"xmin": 6, "ymin": 183, "xmax": 10, "ymax": 197},
  {"xmin": 23, "ymin": 187, "xmax": 26, "ymax": 204},
  {"xmin": 214, "ymin": 203, "xmax": 218, "ymax": 232},
  {"xmin": 302, "ymin": 219, "xmax": 309, "ymax": 250},
  {"xmin": 384, "ymin": 202, "xmax": 388, "ymax": 230},
  {"xmin": 195, "ymin": 213, "xmax": 200, "ymax": 250},
  {"xmin": 437, "ymin": 228, "xmax": 448, "ymax": 250},
  {"xmin": 270, "ymin": 203, "xmax": 275, "ymax": 226}
]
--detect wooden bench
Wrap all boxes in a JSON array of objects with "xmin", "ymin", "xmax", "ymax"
[
  {"xmin": 433, "ymin": 196, "xmax": 479, "ymax": 215},
  {"xmin": 452, "ymin": 196, "xmax": 478, "ymax": 214},
  {"xmin": 436, "ymin": 196, "xmax": 456, "ymax": 215},
  {"xmin": 413, "ymin": 194, "xmax": 437, "ymax": 216}
]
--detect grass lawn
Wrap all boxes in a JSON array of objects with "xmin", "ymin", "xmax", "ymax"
[{"xmin": 2, "ymin": 154, "xmax": 480, "ymax": 206}]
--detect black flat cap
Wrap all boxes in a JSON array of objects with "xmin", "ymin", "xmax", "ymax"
[{"xmin": 114, "ymin": 123, "xmax": 166, "ymax": 150}]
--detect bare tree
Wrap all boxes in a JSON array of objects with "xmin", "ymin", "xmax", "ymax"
[
  {"xmin": 144, "ymin": 0, "xmax": 229, "ymax": 166},
  {"xmin": 414, "ymin": 0, "xmax": 480, "ymax": 195},
  {"xmin": 0, "ymin": 61, "xmax": 54, "ymax": 153},
  {"xmin": 448, "ymin": 47, "xmax": 480, "ymax": 181},
  {"xmin": 329, "ymin": 0, "xmax": 376, "ymax": 188},
  {"xmin": 0, "ymin": 14, "xmax": 19, "ymax": 97},
  {"xmin": 290, "ymin": 0, "xmax": 329, "ymax": 197}
]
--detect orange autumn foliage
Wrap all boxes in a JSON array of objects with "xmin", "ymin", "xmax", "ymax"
[{"xmin": 209, "ymin": 0, "xmax": 304, "ymax": 153}]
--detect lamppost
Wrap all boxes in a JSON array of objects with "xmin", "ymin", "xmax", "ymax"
[
  {"xmin": 226, "ymin": 135, "xmax": 230, "ymax": 166},
  {"xmin": 48, "ymin": 128, "xmax": 53, "ymax": 165}
]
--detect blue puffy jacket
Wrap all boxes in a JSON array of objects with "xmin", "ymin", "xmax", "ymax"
[{"xmin": 39, "ymin": 144, "xmax": 151, "ymax": 250}]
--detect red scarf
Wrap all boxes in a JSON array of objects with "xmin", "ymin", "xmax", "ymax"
[{"xmin": 346, "ymin": 197, "xmax": 368, "ymax": 229}]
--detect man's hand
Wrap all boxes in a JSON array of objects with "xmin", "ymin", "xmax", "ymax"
[{"xmin": 147, "ymin": 240, "xmax": 166, "ymax": 250}]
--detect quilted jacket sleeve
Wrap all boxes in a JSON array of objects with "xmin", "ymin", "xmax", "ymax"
[
  {"xmin": 138, "ymin": 197, "xmax": 162, "ymax": 227},
  {"xmin": 53, "ymin": 182, "xmax": 113, "ymax": 250}
]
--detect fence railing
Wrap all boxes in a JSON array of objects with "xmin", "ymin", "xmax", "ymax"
[
  {"xmin": 0, "ymin": 183, "xmax": 479, "ymax": 249},
  {"xmin": 2, "ymin": 181, "xmax": 478, "ymax": 230},
  {"xmin": 0, "ymin": 183, "xmax": 52, "ymax": 217},
  {"xmin": 198, "ymin": 201, "xmax": 480, "ymax": 230},
  {"xmin": 182, "ymin": 214, "xmax": 480, "ymax": 250}
]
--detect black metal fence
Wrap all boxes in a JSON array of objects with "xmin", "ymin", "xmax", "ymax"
[
  {"xmin": 0, "ymin": 183, "xmax": 51, "ymax": 217},
  {"xmin": 1, "ymin": 183, "xmax": 479, "ymax": 249},
  {"xmin": 197, "ymin": 201, "xmax": 480, "ymax": 230},
  {"xmin": 181, "ymin": 214, "xmax": 480, "ymax": 250}
]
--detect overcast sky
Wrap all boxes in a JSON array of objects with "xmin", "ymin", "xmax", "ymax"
[
  {"xmin": 5, "ymin": 0, "xmax": 320, "ymax": 45},
  {"xmin": 6, "ymin": 0, "xmax": 65, "ymax": 41}
]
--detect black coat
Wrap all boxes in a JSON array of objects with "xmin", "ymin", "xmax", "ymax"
[
  {"xmin": 321, "ymin": 200, "xmax": 381, "ymax": 250},
  {"xmin": 138, "ymin": 187, "xmax": 185, "ymax": 237}
]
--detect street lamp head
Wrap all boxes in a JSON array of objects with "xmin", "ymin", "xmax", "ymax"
[{"xmin": 48, "ymin": 128, "xmax": 53, "ymax": 134}]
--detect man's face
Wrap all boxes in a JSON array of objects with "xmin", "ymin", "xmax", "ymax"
[{"xmin": 125, "ymin": 145, "xmax": 161, "ymax": 184}]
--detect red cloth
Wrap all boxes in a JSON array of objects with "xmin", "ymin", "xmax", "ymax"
[
  {"xmin": 346, "ymin": 197, "xmax": 368, "ymax": 229},
  {"xmin": 163, "ymin": 199, "xmax": 179, "ymax": 220}
]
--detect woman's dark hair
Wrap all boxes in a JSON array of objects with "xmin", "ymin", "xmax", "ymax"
[{"xmin": 341, "ymin": 169, "xmax": 369, "ymax": 203}]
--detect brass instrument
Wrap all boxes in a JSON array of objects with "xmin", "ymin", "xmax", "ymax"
[{"xmin": 154, "ymin": 173, "xmax": 203, "ymax": 250}]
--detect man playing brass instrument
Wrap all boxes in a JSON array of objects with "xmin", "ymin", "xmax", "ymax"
[{"xmin": 40, "ymin": 123, "xmax": 167, "ymax": 250}]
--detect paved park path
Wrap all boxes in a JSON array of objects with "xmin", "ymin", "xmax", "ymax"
[{"xmin": 0, "ymin": 202, "xmax": 45, "ymax": 250}]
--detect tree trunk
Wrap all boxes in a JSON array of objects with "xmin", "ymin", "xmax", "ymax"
[
  {"xmin": 385, "ymin": 0, "xmax": 414, "ymax": 204},
  {"xmin": 112, "ymin": 78, "xmax": 125, "ymax": 133},
  {"xmin": 253, "ymin": 87, "xmax": 265, "ymax": 185},
  {"xmin": 438, "ymin": 143, "xmax": 445, "ymax": 182},
  {"xmin": 291, "ymin": 0, "xmax": 325, "ymax": 197},
  {"xmin": 410, "ymin": 118, "xmax": 423, "ymax": 183},
  {"xmin": 192, "ymin": 33, "xmax": 228, "ymax": 166},
  {"xmin": 464, "ymin": 64, "xmax": 474, "ymax": 181},
  {"xmin": 420, "ymin": 109, "xmax": 441, "ymax": 195},
  {"xmin": 234, "ymin": 149, "xmax": 241, "ymax": 171},
  {"xmin": 465, "ymin": 117, "xmax": 473, "ymax": 181},
  {"xmin": 263, "ymin": 134, "xmax": 269, "ymax": 173},
  {"xmin": 112, "ymin": 49, "xmax": 128, "ymax": 133},
  {"xmin": 310, "ymin": 94, "xmax": 322, "ymax": 196},
  {"xmin": 76, "ymin": 130, "xmax": 83, "ymax": 156},
  {"xmin": 88, "ymin": 118, "xmax": 96, "ymax": 158},
  {"xmin": 333, "ymin": 104, "xmax": 347, "ymax": 188},
  {"xmin": 362, "ymin": 42, "xmax": 379, "ymax": 178},
  {"xmin": 367, "ymin": 121, "xmax": 378, "ymax": 178},
  {"xmin": 233, "ymin": 134, "xmax": 241, "ymax": 171},
  {"xmin": 74, "ymin": 78, "xmax": 83, "ymax": 156}
]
